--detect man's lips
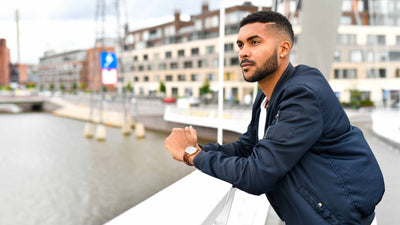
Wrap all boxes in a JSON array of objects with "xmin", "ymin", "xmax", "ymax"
[
  {"xmin": 241, "ymin": 63, "xmax": 254, "ymax": 70},
  {"xmin": 240, "ymin": 60, "xmax": 255, "ymax": 70}
]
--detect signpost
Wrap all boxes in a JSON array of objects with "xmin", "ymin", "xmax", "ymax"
[{"xmin": 100, "ymin": 52, "xmax": 118, "ymax": 85}]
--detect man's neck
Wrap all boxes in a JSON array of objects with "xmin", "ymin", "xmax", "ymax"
[{"xmin": 258, "ymin": 61, "xmax": 289, "ymax": 100}]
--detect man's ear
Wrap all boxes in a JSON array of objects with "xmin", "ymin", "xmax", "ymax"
[{"xmin": 279, "ymin": 41, "xmax": 291, "ymax": 58}]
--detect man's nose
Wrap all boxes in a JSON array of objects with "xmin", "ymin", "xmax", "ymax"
[{"xmin": 239, "ymin": 47, "xmax": 250, "ymax": 59}]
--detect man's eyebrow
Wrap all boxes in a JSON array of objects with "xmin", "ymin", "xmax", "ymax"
[
  {"xmin": 237, "ymin": 35, "xmax": 262, "ymax": 44},
  {"xmin": 246, "ymin": 35, "xmax": 262, "ymax": 42}
]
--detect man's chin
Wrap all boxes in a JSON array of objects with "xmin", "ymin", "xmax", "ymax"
[{"xmin": 242, "ymin": 72, "xmax": 257, "ymax": 83}]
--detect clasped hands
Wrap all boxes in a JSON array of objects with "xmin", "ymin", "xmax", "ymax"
[{"xmin": 165, "ymin": 126, "xmax": 200, "ymax": 163}]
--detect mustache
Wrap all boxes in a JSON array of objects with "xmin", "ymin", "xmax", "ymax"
[{"xmin": 240, "ymin": 59, "xmax": 256, "ymax": 66}]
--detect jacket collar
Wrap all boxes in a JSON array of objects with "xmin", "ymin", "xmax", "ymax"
[{"xmin": 268, "ymin": 63, "xmax": 295, "ymax": 107}]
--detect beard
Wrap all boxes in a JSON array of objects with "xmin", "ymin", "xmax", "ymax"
[{"xmin": 242, "ymin": 48, "xmax": 278, "ymax": 82}]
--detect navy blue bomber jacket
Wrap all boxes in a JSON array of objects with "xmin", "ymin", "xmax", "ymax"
[{"xmin": 193, "ymin": 63, "xmax": 384, "ymax": 225}]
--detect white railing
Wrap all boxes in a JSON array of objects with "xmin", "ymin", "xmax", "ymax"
[
  {"xmin": 105, "ymin": 106, "xmax": 271, "ymax": 225},
  {"xmin": 371, "ymin": 109, "xmax": 400, "ymax": 146},
  {"xmin": 163, "ymin": 105, "xmax": 252, "ymax": 134},
  {"xmin": 105, "ymin": 170, "xmax": 270, "ymax": 225}
]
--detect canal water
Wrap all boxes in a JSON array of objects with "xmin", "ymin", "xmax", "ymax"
[{"xmin": 0, "ymin": 112, "xmax": 195, "ymax": 225}]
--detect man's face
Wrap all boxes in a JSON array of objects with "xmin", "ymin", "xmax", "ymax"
[{"xmin": 236, "ymin": 22, "xmax": 279, "ymax": 82}]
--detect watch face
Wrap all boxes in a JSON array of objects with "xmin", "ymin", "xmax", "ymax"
[{"xmin": 185, "ymin": 146, "xmax": 197, "ymax": 154}]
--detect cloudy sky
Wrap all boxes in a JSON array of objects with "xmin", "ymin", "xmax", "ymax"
[{"xmin": 0, "ymin": 0, "xmax": 271, "ymax": 65}]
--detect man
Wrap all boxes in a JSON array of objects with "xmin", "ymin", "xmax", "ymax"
[{"xmin": 165, "ymin": 11, "xmax": 384, "ymax": 225}]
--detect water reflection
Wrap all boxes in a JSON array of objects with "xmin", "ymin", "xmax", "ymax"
[{"xmin": 0, "ymin": 113, "xmax": 194, "ymax": 225}]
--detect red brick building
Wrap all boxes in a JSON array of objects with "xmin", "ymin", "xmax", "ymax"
[
  {"xmin": 85, "ymin": 46, "xmax": 115, "ymax": 92},
  {"xmin": 0, "ymin": 39, "xmax": 10, "ymax": 86}
]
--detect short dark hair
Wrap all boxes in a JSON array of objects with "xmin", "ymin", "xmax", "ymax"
[{"xmin": 240, "ymin": 11, "xmax": 294, "ymax": 46}]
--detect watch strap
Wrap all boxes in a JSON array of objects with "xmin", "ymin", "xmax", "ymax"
[{"xmin": 183, "ymin": 148, "xmax": 199, "ymax": 166}]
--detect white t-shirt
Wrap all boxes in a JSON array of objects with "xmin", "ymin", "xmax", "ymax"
[{"xmin": 258, "ymin": 97, "xmax": 269, "ymax": 140}]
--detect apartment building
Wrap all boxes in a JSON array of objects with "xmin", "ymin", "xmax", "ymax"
[
  {"xmin": 327, "ymin": 0, "xmax": 400, "ymax": 106},
  {"xmin": 278, "ymin": 0, "xmax": 400, "ymax": 106},
  {"xmin": 120, "ymin": 0, "xmax": 400, "ymax": 107},
  {"xmin": 39, "ymin": 50, "xmax": 87, "ymax": 91},
  {"xmin": 121, "ymin": 2, "xmax": 269, "ymax": 102},
  {"xmin": 38, "ymin": 46, "xmax": 114, "ymax": 91}
]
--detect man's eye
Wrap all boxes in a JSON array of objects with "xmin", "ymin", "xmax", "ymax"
[{"xmin": 252, "ymin": 40, "xmax": 259, "ymax": 45}]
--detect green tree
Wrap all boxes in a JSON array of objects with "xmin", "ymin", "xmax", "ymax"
[
  {"xmin": 126, "ymin": 82, "xmax": 133, "ymax": 92},
  {"xmin": 159, "ymin": 81, "xmax": 166, "ymax": 94},
  {"xmin": 349, "ymin": 89, "xmax": 362, "ymax": 109},
  {"xmin": 199, "ymin": 79, "xmax": 210, "ymax": 95},
  {"xmin": 72, "ymin": 83, "xmax": 78, "ymax": 94},
  {"xmin": 80, "ymin": 82, "xmax": 86, "ymax": 91},
  {"xmin": 49, "ymin": 83, "xmax": 55, "ymax": 91},
  {"xmin": 60, "ymin": 84, "xmax": 65, "ymax": 93}
]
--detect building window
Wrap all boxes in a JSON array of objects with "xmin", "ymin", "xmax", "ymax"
[
  {"xmin": 170, "ymin": 62, "xmax": 178, "ymax": 69},
  {"xmin": 380, "ymin": 51, "xmax": 388, "ymax": 61},
  {"xmin": 230, "ymin": 57, "xmax": 239, "ymax": 65},
  {"xmin": 194, "ymin": 19, "xmax": 202, "ymax": 30},
  {"xmin": 185, "ymin": 87, "xmax": 193, "ymax": 97},
  {"xmin": 159, "ymin": 63, "xmax": 167, "ymax": 70},
  {"xmin": 367, "ymin": 35, "xmax": 386, "ymax": 46},
  {"xmin": 165, "ymin": 51, "xmax": 172, "ymax": 59},
  {"xmin": 336, "ymin": 34, "xmax": 356, "ymax": 45},
  {"xmin": 334, "ymin": 69, "xmax": 357, "ymax": 79},
  {"xmin": 367, "ymin": 68, "xmax": 386, "ymax": 78},
  {"xmin": 191, "ymin": 48, "xmax": 199, "ymax": 56},
  {"xmin": 342, "ymin": 0, "xmax": 352, "ymax": 11},
  {"xmin": 379, "ymin": 69, "xmax": 386, "ymax": 78},
  {"xmin": 172, "ymin": 87, "xmax": 178, "ymax": 96},
  {"xmin": 144, "ymin": 76, "xmax": 149, "ymax": 82},
  {"xmin": 133, "ymin": 56, "xmax": 138, "ymax": 61},
  {"xmin": 206, "ymin": 45, "xmax": 215, "ymax": 54},
  {"xmin": 340, "ymin": 16, "xmax": 352, "ymax": 25},
  {"xmin": 396, "ymin": 68, "xmax": 400, "ymax": 78},
  {"xmin": 138, "ymin": 65, "xmax": 144, "ymax": 71},
  {"xmin": 184, "ymin": 61, "xmax": 193, "ymax": 68},
  {"xmin": 147, "ymin": 65, "xmax": 152, "ymax": 71},
  {"xmin": 166, "ymin": 75, "xmax": 173, "ymax": 81},
  {"xmin": 350, "ymin": 50, "xmax": 363, "ymax": 62},
  {"xmin": 191, "ymin": 74, "xmax": 201, "ymax": 81},
  {"xmin": 366, "ymin": 51, "xmax": 374, "ymax": 62},
  {"xmin": 225, "ymin": 43, "xmax": 234, "ymax": 52},
  {"xmin": 206, "ymin": 73, "xmax": 216, "ymax": 81},
  {"xmin": 178, "ymin": 50, "xmax": 185, "ymax": 57},
  {"xmin": 143, "ymin": 54, "xmax": 148, "ymax": 61},
  {"xmin": 205, "ymin": 15, "xmax": 218, "ymax": 29},
  {"xmin": 198, "ymin": 60, "xmax": 206, "ymax": 68},
  {"xmin": 212, "ymin": 58, "xmax": 219, "ymax": 67},
  {"xmin": 224, "ymin": 72, "xmax": 233, "ymax": 81},
  {"xmin": 333, "ymin": 50, "xmax": 340, "ymax": 62},
  {"xmin": 134, "ymin": 76, "xmax": 139, "ymax": 82},
  {"xmin": 178, "ymin": 74, "xmax": 186, "ymax": 81}
]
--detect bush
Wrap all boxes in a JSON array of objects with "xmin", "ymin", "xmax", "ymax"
[{"xmin": 360, "ymin": 99, "xmax": 374, "ymax": 107}]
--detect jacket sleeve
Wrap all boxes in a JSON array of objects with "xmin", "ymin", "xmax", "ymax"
[
  {"xmin": 193, "ymin": 85, "xmax": 323, "ymax": 195},
  {"xmin": 200, "ymin": 90, "xmax": 264, "ymax": 157}
]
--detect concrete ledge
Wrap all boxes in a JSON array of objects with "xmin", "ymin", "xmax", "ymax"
[{"xmin": 371, "ymin": 110, "xmax": 400, "ymax": 149}]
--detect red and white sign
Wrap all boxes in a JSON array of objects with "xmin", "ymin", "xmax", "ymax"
[{"xmin": 101, "ymin": 69, "xmax": 118, "ymax": 85}]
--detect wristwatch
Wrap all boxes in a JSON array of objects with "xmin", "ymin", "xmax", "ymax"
[{"xmin": 183, "ymin": 146, "xmax": 199, "ymax": 166}]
